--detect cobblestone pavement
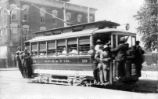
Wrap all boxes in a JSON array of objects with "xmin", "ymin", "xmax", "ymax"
[{"xmin": 0, "ymin": 70, "xmax": 158, "ymax": 99}]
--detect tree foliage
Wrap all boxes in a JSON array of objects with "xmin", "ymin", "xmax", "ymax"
[{"xmin": 135, "ymin": 0, "xmax": 158, "ymax": 51}]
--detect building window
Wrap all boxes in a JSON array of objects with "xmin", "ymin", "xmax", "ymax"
[
  {"xmin": 77, "ymin": 14, "xmax": 83, "ymax": 23},
  {"xmin": 52, "ymin": 10, "xmax": 58, "ymax": 25},
  {"xmin": 40, "ymin": 8, "xmax": 46, "ymax": 24},
  {"xmin": 52, "ymin": 9, "xmax": 58, "ymax": 18},
  {"xmin": 10, "ymin": 4, "xmax": 18, "ymax": 22},
  {"xmin": 22, "ymin": 5, "xmax": 30, "ymax": 22},
  {"xmin": 40, "ymin": 17, "xmax": 45, "ymax": 23},
  {"xmin": 40, "ymin": 26, "xmax": 46, "ymax": 31},
  {"xmin": 22, "ymin": 25, "xmax": 29, "ymax": 40},
  {"xmin": 11, "ymin": 10, "xmax": 17, "ymax": 21},
  {"xmin": 66, "ymin": 12, "xmax": 71, "ymax": 21},
  {"xmin": 10, "ymin": 23, "xmax": 18, "ymax": 34}
]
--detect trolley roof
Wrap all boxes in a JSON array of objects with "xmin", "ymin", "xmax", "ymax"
[
  {"xmin": 33, "ymin": 20, "xmax": 120, "ymax": 36},
  {"xmin": 27, "ymin": 28, "xmax": 136, "ymax": 43}
]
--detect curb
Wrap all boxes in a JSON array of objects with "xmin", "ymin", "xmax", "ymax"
[{"xmin": 0, "ymin": 68, "xmax": 18, "ymax": 71}]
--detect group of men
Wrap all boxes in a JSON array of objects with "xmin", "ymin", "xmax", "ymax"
[
  {"xmin": 91, "ymin": 38, "xmax": 144, "ymax": 85},
  {"xmin": 16, "ymin": 47, "xmax": 33, "ymax": 78}
]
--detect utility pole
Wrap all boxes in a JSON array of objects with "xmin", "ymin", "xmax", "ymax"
[
  {"xmin": 61, "ymin": 0, "xmax": 70, "ymax": 27},
  {"xmin": 63, "ymin": 2, "xmax": 67, "ymax": 27},
  {"xmin": 87, "ymin": 7, "xmax": 90, "ymax": 23}
]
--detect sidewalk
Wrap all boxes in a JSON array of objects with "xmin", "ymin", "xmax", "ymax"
[
  {"xmin": 0, "ymin": 67, "xmax": 18, "ymax": 71},
  {"xmin": 140, "ymin": 71, "xmax": 158, "ymax": 80}
]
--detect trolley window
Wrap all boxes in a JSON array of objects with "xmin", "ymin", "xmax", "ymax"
[
  {"xmin": 31, "ymin": 43, "xmax": 38, "ymax": 51},
  {"xmin": 67, "ymin": 38, "xmax": 76, "ymax": 45},
  {"xmin": 48, "ymin": 41, "xmax": 55, "ymax": 50},
  {"xmin": 57, "ymin": 39, "xmax": 66, "ymax": 55},
  {"xmin": 68, "ymin": 38, "xmax": 77, "ymax": 55},
  {"xmin": 39, "ymin": 42, "xmax": 46, "ymax": 56},
  {"xmin": 131, "ymin": 36, "xmax": 136, "ymax": 46},
  {"xmin": 79, "ymin": 36, "xmax": 90, "ymax": 45},
  {"xmin": 31, "ymin": 42, "xmax": 38, "ymax": 56},
  {"xmin": 118, "ymin": 35, "xmax": 136, "ymax": 47},
  {"xmin": 79, "ymin": 36, "xmax": 90, "ymax": 55},
  {"xmin": 47, "ymin": 41, "xmax": 56, "ymax": 56},
  {"xmin": 39, "ymin": 42, "xmax": 46, "ymax": 51}
]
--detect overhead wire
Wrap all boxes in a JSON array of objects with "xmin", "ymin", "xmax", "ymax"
[{"xmin": 30, "ymin": 3, "xmax": 71, "ymax": 25}]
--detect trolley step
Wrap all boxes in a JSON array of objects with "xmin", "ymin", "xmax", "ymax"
[{"xmin": 31, "ymin": 74, "xmax": 86, "ymax": 86}]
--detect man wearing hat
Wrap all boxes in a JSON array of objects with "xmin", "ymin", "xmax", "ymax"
[
  {"xmin": 93, "ymin": 39, "xmax": 103, "ymax": 84},
  {"xmin": 111, "ymin": 37, "xmax": 128, "ymax": 79},
  {"xmin": 134, "ymin": 41, "xmax": 144, "ymax": 77},
  {"xmin": 95, "ymin": 39, "xmax": 102, "ymax": 51},
  {"xmin": 22, "ymin": 48, "xmax": 33, "ymax": 78},
  {"xmin": 98, "ymin": 44, "xmax": 111, "ymax": 84}
]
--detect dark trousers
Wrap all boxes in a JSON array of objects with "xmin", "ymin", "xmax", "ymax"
[
  {"xmin": 93, "ymin": 62, "xmax": 99, "ymax": 83},
  {"xmin": 23, "ymin": 58, "xmax": 33, "ymax": 78},
  {"xmin": 27, "ymin": 66, "xmax": 33, "ymax": 78},
  {"xmin": 18, "ymin": 65, "xmax": 24, "ymax": 77},
  {"xmin": 125, "ymin": 61, "xmax": 132, "ymax": 77},
  {"xmin": 135, "ymin": 62, "xmax": 142, "ymax": 77},
  {"xmin": 17, "ymin": 60, "xmax": 25, "ymax": 78},
  {"xmin": 22, "ymin": 66, "xmax": 28, "ymax": 78},
  {"xmin": 117, "ymin": 61, "xmax": 126, "ymax": 78}
]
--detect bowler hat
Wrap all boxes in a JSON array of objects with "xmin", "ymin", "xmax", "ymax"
[
  {"xmin": 96, "ymin": 39, "xmax": 102, "ymax": 43},
  {"xmin": 120, "ymin": 37, "xmax": 126, "ymax": 43}
]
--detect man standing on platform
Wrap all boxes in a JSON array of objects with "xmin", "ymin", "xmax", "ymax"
[
  {"xmin": 111, "ymin": 37, "xmax": 128, "ymax": 80},
  {"xmin": 23, "ymin": 48, "xmax": 33, "ymax": 78}
]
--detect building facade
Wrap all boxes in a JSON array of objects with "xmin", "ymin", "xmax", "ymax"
[{"xmin": 0, "ymin": 0, "xmax": 96, "ymax": 68}]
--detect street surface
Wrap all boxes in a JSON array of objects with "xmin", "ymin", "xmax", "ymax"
[{"xmin": 0, "ymin": 70, "xmax": 158, "ymax": 99}]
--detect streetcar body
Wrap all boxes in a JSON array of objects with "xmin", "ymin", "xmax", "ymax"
[{"xmin": 25, "ymin": 23, "xmax": 137, "ymax": 85}]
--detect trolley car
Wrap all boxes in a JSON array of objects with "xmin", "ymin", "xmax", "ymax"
[{"xmin": 25, "ymin": 21, "xmax": 137, "ymax": 86}]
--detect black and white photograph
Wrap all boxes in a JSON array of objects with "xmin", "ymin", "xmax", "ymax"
[{"xmin": 0, "ymin": 0, "xmax": 158, "ymax": 99}]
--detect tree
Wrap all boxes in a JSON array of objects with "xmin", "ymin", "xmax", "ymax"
[{"xmin": 135, "ymin": 0, "xmax": 158, "ymax": 51}]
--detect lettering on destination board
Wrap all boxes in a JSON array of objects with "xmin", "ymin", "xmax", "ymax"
[
  {"xmin": 43, "ymin": 59, "xmax": 71, "ymax": 63},
  {"xmin": 82, "ymin": 59, "xmax": 88, "ymax": 63},
  {"xmin": 35, "ymin": 59, "xmax": 89, "ymax": 64}
]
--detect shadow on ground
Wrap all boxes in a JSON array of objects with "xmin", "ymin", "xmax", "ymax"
[{"xmin": 92, "ymin": 79, "xmax": 158, "ymax": 93}]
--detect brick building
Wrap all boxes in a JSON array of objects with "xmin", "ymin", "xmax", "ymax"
[{"xmin": 0, "ymin": 0, "xmax": 96, "ymax": 68}]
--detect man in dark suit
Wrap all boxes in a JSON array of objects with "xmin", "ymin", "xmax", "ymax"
[
  {"xmin": 134, "ymin": 41, "xmax": 145, "ymax": 77},
  {"xmin": 22, "ymin": 48, "xmax": 33, "ymax": 78},
  {"xmin": 111, "ymin": 37, "xmax": 128, "ymax": 79}
]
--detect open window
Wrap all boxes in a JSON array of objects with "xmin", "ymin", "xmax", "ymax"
[
  {"xmin": 39, "ymin": 42, "xmax": 46, "ymax": 56},
  {"xmin": 31, "ymin": 42, "xmax": 38, "ymax": 56},
  {"xmin": 79, "ymin": 36, "xmax": 90, "ymax": 55},
  {"xmin": 57, "ymin": 39, "xmax": 65, "ymax": 55},
  {"xmin": 47, "ymin": 41, "xmax": 56, "ymax": 56},
  {"xmin": 93, "ymin": 33, "xmax": 111, "ymax": 46},
  {"xmin": 118, "ymin": 35, "xmax": 136, "ymax": 47},
  {"xmin": 67, "ymin": 38, "xmax": 77, "ymax": 55}
]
